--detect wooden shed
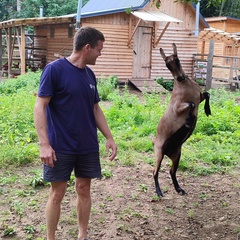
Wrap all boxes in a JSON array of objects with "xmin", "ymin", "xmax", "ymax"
[
  {"xmin": 199, "ymin": 17, "xmax": 240, "ymax": 63},
  {"xmin": 0, "ymin": 0, "xmax": 208, "ymax": 91},
  {"xmin": 205, "ymin": 16, "xmax": 240, "ymax": 33}
]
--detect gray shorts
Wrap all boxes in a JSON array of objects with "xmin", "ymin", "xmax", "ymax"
[{"xmin": 43, "ymin": 152, "xmax": 101, "ymax": 182}]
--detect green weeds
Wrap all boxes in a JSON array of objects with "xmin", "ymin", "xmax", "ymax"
[
  {"xmin": 0, "ymin": 72, "xmax": 40, "ymax": 166},
  {"xmin": 0, "ymin": 73, "xmax": 239, "ymax": 178}
]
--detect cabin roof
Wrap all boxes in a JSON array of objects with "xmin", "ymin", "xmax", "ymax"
[
  {"xmin": 131, "ymin": 10, "xmax": 182, "ymax": 22},
  {"xmin": 81, "ymin": 0, "xmax": 150, "ymax": 17},
  {"xmin": 205, "ymin": 16, "xmax": 240, "ymax": 23},
  {"xmin": 0, "ymin": 0, "xmax": 208, "ymax": 29}
]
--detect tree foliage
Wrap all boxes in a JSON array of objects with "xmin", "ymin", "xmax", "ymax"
[
  {"xmin": 0, "ymin": 0, "xmax": 18, "ymax": 21},
  {"xmin": 154, "ymin": 0, "xmax": 225, "ymax": 8},
  {"xmin": 200, "ymin": 0, "xmax": 240, "ymax": 18},
  {"xmin": 18, "ymin": 0, "xmax": 78, "ymax": 18},
  {"xmin": 0, "ymin": 0, "xmax": 89, "ymax": 20}
]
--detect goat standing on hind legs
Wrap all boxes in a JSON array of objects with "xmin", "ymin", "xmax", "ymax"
[{"xmin": 152, "ymin": 43, "xmax": 211, "ymax": 198}]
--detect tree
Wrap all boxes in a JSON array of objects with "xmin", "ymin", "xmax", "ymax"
[
  {"xmin": 218, "ymin": 0, "xmax": 240, "ymax": 18},
  {"xmin": 0, "ymin": 0, "xmax": 18, "ymax": 21},
  {"xmin": 17, "ymin": 0, "xmax": 79, "ymax": 18},
  {"xmin": 153, "ymin": 0, "xmax": 224, "ymax": 8},
  {"xmin": 199, "ymin": 0, "xmax": 240, "ymax": 18}
]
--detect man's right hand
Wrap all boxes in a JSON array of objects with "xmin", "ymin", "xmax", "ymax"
[{"xmin": 39, "ymin": 144, "xmax": 57, "ymax": 168}]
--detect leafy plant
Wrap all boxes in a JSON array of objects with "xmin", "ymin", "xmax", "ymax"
[
  {"xmin": 2, "ymin": 227, "xmax": 16, "ymax": 237},
  {"xmin": 10, "ymin": 200, "xmax": 25, "ymax": 218},
  {"xmin": 138, "ymin": 183, "xmax": 148, "ymax": 192},
  {"xmin": 155, "ymin": 77, "xmax": 174, "ymax": 91},
  {"xmin": 97, "ymin": 75, "xmax": 119, "ymax": 100},
  {"xmin": 101, "ymin": 168, "xmax": 113, "ymax": 178},
  {"xmin": 30, "ymin": 172, "xmax": 49, "ymax": 188},
  {"xmin": 25, "ymin": 225, "xmax": 36, "ymax": 234},
  {"xmin": 165, "ymin": 207, "xmax": 174, "ymax": 214}
]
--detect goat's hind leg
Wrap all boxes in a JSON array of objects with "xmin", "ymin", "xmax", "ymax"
[
  {"xmin": 153, "ymin": 147, "xmax": 164, "ymax": 197},
  {"xmin": 185, "ymin": 102, "xmax": 195, "ymax": 128},
  {"xmin": 154, "ymin": 169, "xmax": 164, "ymax": 197},
  {"xmin": 170, "ymin": 150, "xmax": 186, "ymax": 195}
]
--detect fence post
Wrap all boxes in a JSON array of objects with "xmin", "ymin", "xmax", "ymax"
[
  {"xmin": 206, "ymin": 40, "xmax": 214, "ymax": 90},
  {"xmin": 0, "ymin": 30, "xmax": 2, "ymax": 71}
]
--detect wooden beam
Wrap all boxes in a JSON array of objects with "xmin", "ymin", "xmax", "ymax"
[
  {"xmin": 127, "ymin": 18, "xmax": 141, "ymax": 47},
  {"xmin": 201, "ymin": 41, "xmax": 205, "ymax": 59},
  {"xmin": 16, "ymin": 27, "xmax": 22, "ymax": 59},
  {"xmin": 154, "ymin": 21, "xmax": 158, "ymax": 46},
  {"xmin": 154, "ymin": 22, "xmax": 170, "ymax": 48},
  {"xmin": 229, "ymin": 44, "xmax": 234, "ymax": 81},
  {"xmin": 0, "ymin": 30, "xmax": 2, "ymax": 70},
  {"xmin": 6, "ymin": 27, "xmax": 12, "ymax": 77},
  {"xmin": 20, "ymin": 25, "xmax": 26, "ymax": 74},
  {"xmin": 128, "ymin": 14, "xmax": 132, "ymax": 47},
  {"xmin": 206, "ymin": 39, "xmax": 214, "ymax": 91},
  {"xmin": 10, "ymin": 29, "xmax": 17, "ymax": 62}
]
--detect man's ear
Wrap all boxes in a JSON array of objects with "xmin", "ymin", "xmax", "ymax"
[{"xmin": 84, "ymin": 44, "xmax": 91, "ymax": 50}]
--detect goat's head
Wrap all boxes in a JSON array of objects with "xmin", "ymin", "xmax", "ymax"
[{"xmin": 160, "ymin": 43, "xmax": 186, "ymax": 82}]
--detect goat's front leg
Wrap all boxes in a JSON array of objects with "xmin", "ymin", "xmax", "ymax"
[
  {"xmin": 173, "ymin": 102, "xmax": 195, "ymax": 128},
  {"xmin": 170, "ymin": 149, "xmax": 186, "ymax": 195},
  {"xmin": 173, "ymin": 102, "xmax": 192, "ymax": 115}
]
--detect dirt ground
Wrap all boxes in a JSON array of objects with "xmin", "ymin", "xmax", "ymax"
[{"xmin": 0, "ymin": 159, "xmax": 240, "ymax": 240}]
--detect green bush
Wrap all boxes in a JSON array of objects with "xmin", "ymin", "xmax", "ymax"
[
  {"xmin": 97, "ymin": 75, "xmax": 119, "ymax": 100},
  {"xmin": 0, "ymin": 72, "xmax": 40, "ymax": 166},
  {"xmin": 0, "ymin": 71, "xmax": 40, "ymax": 95},
  {"xmin": 155, "ymin": 77, "xmax": 173, "ymax": 91}
]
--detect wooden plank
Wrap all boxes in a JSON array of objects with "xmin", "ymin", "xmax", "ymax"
[
  {"xmin": 206, "ymin": 40, "xmax": 214, "ymax": 90},
  {"xmin": 128, "ymin": 78, "xmax": 167, "ymax": 93},
  {"xmin": 20, "ymin": 25, "xmax": 26, "ymax": 74}
]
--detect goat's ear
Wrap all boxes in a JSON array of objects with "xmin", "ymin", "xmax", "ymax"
[
  {"xmin": 172, "ymin": 43, "xmax": 178, "ymax": 55},
  {"xmin": 160, "ymin": 48, "xmax": 166, "ymax": 60}
]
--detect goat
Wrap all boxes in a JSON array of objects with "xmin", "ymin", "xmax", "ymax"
[{"xmin": 152, "ymin": 43, "xmax": 211, "ymax": 197}]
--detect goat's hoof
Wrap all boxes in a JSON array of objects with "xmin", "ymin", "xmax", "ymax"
[
  {"xmin": 156, "ymin": 190, "xmax": 163, "ymax": 198},
  {"xmin": 177, "ymin": 189, "xmax": 186, "ymax": 195}
]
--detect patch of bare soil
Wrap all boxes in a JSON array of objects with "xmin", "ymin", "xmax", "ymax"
[{"xmin": 0, "ymin": 160, "xmax": 239, "ymax": 240}]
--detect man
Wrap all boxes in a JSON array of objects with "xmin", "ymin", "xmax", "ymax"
[{"xmin": 34, "ymin": 26, "xmax": 117, "ymax": 240}]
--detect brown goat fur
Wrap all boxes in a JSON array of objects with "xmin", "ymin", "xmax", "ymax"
[{"xmin": 152, "ymin": 43, "xmax": 211, "ymax": 197}]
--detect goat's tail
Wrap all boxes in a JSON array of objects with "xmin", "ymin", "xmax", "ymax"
[{"xmin": 203, "ymin": 92, "xmax": 211, "ymax": 116}]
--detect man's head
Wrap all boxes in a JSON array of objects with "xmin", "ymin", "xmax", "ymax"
[{"xmin": 74, "ymin": 26, "xmax": 105, "ymax": 51}]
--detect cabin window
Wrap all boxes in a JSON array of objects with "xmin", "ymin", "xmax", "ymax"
[
  {"xmin": 68, "ymin": 27, "xmax": 73, "ymax": 38},
  {"xmin": 224, "ymin": 45, "xmax": 232, "ymax": 64},
  {"xmin": 50, "ymin": 27, "xmax": 55, "ymax": 38}
]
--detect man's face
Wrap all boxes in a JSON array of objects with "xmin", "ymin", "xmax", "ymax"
[{"xmin": 86, "ymin": 40, "xmax": 103, "ymax": 65}]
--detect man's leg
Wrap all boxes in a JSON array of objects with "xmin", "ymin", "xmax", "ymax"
[
  {"xmin": 75, "ymin": 177, "xmax": 91, "ymax": 240},
  {"xmin": 46, "ymin": 181, "xmax": 67, "ymax": 240}
]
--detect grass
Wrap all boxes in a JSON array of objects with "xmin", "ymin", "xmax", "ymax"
[{"xmin": 0, "ymin": 72, "xmax": 239, "ymax": 176}]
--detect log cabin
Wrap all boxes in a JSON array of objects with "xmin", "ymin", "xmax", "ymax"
[{"xmin": 0, "ymin": 0, "xmax": 208, "ymax": 91}]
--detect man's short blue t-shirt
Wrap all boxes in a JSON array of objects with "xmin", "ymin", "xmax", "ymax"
[{"xmin": 38, "ymin": 58, "xmax": 100, "ymax": 154}]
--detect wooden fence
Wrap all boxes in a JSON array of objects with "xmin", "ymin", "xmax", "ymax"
[{"xmin": 193, "ymin": 40, "xmax": 240, "ymax": 90}]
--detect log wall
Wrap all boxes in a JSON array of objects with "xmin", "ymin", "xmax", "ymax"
[{"xmin": 32, "ymin": 1, "xmax": 206, "ymax": 82}]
